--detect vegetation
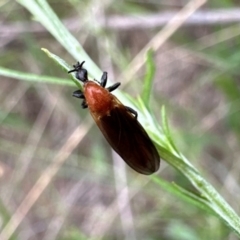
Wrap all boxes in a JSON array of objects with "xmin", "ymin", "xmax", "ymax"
[{"xmin": 1, "ymin": 0, "xmax": 240, "ymax": 239}]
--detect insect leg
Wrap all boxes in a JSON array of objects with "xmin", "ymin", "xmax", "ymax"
[
  {"xmin": 100, "ymin": 72, "xmax": 108, "ymax": 87},
  {"xmin": 107, "ymin": 82, "xmax": 121, "ymax": 92},
  {"xmin": 81, "ymin": 100, "xmax": 88, "ymax": 109},
  {"xmin": 125, "ymin": 106, "xmax": 138, "ymax": 119},
  {"xmin": 73, "ymin": 90, "xmax": 85, "ymax": 99}
]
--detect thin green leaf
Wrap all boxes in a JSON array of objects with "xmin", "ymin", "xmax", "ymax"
[
  {"xmin": 17, "ymin": 0, "xmax": 102, "ymax": 80},
  {"xmin": 42, "ymin": 48, "xmax": 81, "ymax": 89},
  {"xmin": 142, "ymin": 49, "xmax": 156, "ymax": 108},
  {"xmin": 161, "ymin": 106, "xmax": 180, "ymax": 154},
  {"xmin": 0, "ymin": 66, "xmax": 73, "ymax": 86},
  {"xmin": 151, "ymin": 176, "xmax": 215, "ymax": 216}
]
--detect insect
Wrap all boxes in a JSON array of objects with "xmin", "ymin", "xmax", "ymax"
[{"xmin": 68, "ymin": 61, "xmax": 160, "ymax": 175}]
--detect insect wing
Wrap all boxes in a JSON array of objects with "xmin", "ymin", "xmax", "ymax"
[{"xmin": 91, "ymin": 98, "xmax": 160, "ymax": 175}]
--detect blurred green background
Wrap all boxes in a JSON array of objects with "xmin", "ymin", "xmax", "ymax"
[{"xmin": 1, "ymin": 0, "xmax": 240, "ymax": 239}]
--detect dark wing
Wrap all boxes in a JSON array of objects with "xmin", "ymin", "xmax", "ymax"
[{"xmin": 91, "ymin": 100, "xmax": 160, "ymax": 175}]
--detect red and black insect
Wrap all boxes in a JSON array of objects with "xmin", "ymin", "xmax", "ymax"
[{"xmin": 68, "ymin": 61, "xmax": 160, "ymax": 175}]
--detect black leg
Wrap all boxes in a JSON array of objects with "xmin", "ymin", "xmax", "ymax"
[
  {"xmin": 81, "ymin": 100, "xmax": 88, "ymax": 109},
  {"xmin": 73, "ymin": 90, "xmax": 85, "ymax": 99},
  {"xmin": 126, "ymin": 106, "xmax": 138, "ymax": 119},
  {"xmin": 100, "ymin": 72, "xmax": 107, "ymax": 87},
  {"xmin": 107, "ymin": 82, "xmax": 121, "ymax": 92}
]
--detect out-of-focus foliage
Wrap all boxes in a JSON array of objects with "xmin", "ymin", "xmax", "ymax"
[{"xmin": 1, "ymin": 0, "xmax": 240, "ymax": 239}]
